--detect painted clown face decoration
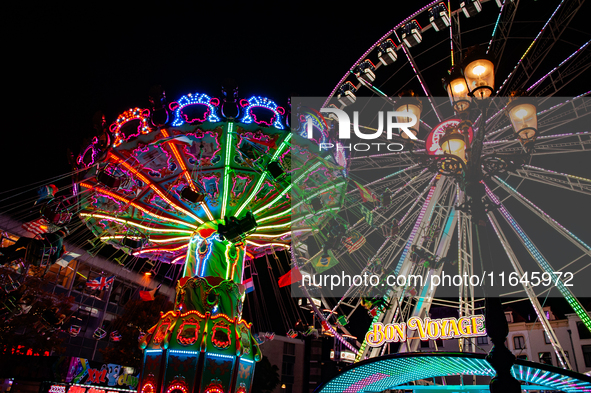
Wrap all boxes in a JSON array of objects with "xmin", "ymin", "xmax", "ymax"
[{"xmin": 184, "ymin": 220, "xmax": 246, "ymax": 284}]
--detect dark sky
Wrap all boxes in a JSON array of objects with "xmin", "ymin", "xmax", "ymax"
[{"xmin": 3, "ymin": 2, "xmax": 420, "ymax": 188}]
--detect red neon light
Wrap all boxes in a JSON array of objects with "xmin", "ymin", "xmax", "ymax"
[
  {"xmin": 165, "ymin": 383, "xmax": 189, "ymax": 393},
  {"xmin": 159, "ymin": 128, "xmax": 196, "ymax": 191},
  {"xmin": 177, "ymin": 318, "xmax": 200, "ymax": 346},
  {"xmin": 211, "ymin": 323, "xmax": 232, "ymax": 349},
  {"xmin": 140, "ymin": 382, "xmax": 155, "ymax": 393},
  {"xmin": 107, "ymin": 152, "xmax": 199, "ymax": 221}
]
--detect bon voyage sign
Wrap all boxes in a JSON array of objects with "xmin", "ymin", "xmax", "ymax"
[{"xmin": 366, "ymin": 315, "xmax": 486, "ymax": 347}]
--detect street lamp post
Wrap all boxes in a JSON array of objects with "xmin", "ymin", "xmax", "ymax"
[{"xmin": 439, "ymin": 46, "xmax": 538, "ymax": 393}]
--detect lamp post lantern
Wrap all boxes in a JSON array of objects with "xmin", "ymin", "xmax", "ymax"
[{"xmin": 396, "ymin": 90, "xmax": 423, "ymax": 140}]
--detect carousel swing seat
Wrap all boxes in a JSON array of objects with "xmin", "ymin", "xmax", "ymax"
[{"xmin": 25, "ymin": 238, "xmax": 56, "ymax": 271}]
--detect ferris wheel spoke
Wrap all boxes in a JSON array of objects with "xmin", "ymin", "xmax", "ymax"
[
  {"xmin": 483, "ymin": 132, "xmax": 591, "ymax": 157},
  {"xmin": 355, "ymin": 177, "xmax": 445, "ymax": 360},
  {"xmin": 401, "ymin": 187, "xmax": 459, "ymax": 352},
  {"xmin": 492, "ymin": 175, "xmax": 591, "ymax": 257},
  {"xmin": 509, "ymin": 164, "xmax": 591, "ymax": 196},
  {"xmin": 528, "ymin": 40, "xmax": 591, "ymax": 98},
  {"xmin": 497, "ymin": 0, "xmax": 585, "ymax": 95},
  {"xmin": 343, "ymin": 168, "xmax": 431, "ymax": 221},
  {"xmin": 351, "ymin": 151, "xmax": 417, "ymax": 171},
  {"xmin": 394, "ymin": 31, "xmax": 443, "ymax": 122},
  {"xmin": 487, "ymin": 210, "xmax": 572, "ymax": 369},
  {"xmin": 484, "ymin": 94, "xmax": 591, "ymax": 141},
  {"xmin": 486, "ymin": 0, "xmax": 519, "ymax": 70},
  {"xmin": 483, "ymin": 182, "xmax": 591, "ymax": 333}
]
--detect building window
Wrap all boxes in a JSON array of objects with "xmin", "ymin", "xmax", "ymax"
[
  {"xmin": 282, "ymin": 361, "xmax": 294, "ymax": 376},
  {"xmin": 284, "ymin": 342, "xmax": 295, "ymax": 355},
  {"xmin": 543, "ymin": 331, "xmax": 551, "ymax": 344},
  {"xmin": 505, "ymin": 312, "xmax": 513, "ymax": 323},
  {"xmin": 539, "ymin": 352, "xmax": 553, "ymax": 365},
  {"xmin": 578, "ymin": 322, "xmax": 591, "ymax": 340},
  {"xmin": 583, "ymin": 345, "xmax": 591, "ymax": 367},
  {"xmin": 513, "ymin": 336, "xmax": 525, "ymax": 350},
  {"xmin": 434, "ymin": 339, "xmax": 443, "ymax": 348},
  {"xmin": 477, "ymin": 336, "xmax": 488, "ymax": 345}
]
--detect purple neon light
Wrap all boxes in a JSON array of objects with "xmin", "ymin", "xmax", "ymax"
[
  {"xmin": 523, "ymin": 164, "xmax": 591, "ymax": 183},
  {"xmin": 496, "ymin": 0, "xmax": 566, "ymax": 94},
  {"xmin": 527, "ymin": 40, "xmax": 590, "ymax": 92},
  {"xmin": 343, "ymin": 373, "xmax": 390, "ymax": 393},
  {"xmin": 395, "ymin": 174, "xmax": 438, "ymax": 275}
]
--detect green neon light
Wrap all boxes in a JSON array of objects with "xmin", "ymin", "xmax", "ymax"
[
  {"xmin": 355, "ymin": 311, "xmax": 382, "ymax": 362},
  {"xmin": 257, "ymin": 223, "xmax": 291, "ymax": 230},
  {"xmin": 272, "ymin": 132, "xmax": 291, "ymax": 160},
  {"xmin": 235, "ymin": 133, "xmax": 291, "ymax": 217},
  {"xmin": 221, "ymin": 122, "xmax": 233, "ymax": 218},
  {"xmin": 256, "ymin": 209, "xmax": 291, "ymax": 223},
  {"xmin": 254, "ymin": 184, "xmax": 292, "ymax": 215}
]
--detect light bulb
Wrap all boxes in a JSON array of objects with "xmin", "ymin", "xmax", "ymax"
[
  {"xmin": 472, "ymin": 65, "xmax": 486, "ymax": 76},
  {"xmin": 514, "ymin": 108, "xmax": 529, "ymax": 119},
  {"xmin": 453, "ymin": 83, "xmax": 466, "ymax": 93}
]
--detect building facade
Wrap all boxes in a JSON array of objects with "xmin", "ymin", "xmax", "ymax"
[{"xmin": 258, "ymin": 335, "xmax": 306, "ymax": 393}]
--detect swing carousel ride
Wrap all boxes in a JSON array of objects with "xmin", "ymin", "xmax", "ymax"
[{"xmin": 72, "ymin": 86, "xmax": 346, "ymax": 393}]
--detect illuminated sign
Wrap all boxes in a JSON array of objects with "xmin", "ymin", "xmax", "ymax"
[
  {"xmin": 330, "ymin": 350, "xmax": 356, "ymax": 363},
  {"xmin": 49, "ymin": 386, "xmax": 67, "ymax": 393},
  {"xmin": 68, "ymin": 386, "xmax": 86, "ymax": 393},
  {"xmin": 425, "ymin": 119, "xmax": 473, "ymax": 155},
  {"xmin": 366, "ymin": 315, "xmax": 485, "ymax": 347}
]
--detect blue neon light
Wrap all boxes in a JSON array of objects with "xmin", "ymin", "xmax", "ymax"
[
  {"xmin": 171, "ymin": 93, "xmax": 220, "ymax": 126},
  {"xmin": 239, "ymin": 96, "xmax": 284, "ymax": 129}
]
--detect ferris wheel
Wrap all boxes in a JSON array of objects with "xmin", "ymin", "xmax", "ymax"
[{"xmin": 293, "ymin": 0, "xmax": 591, "ymax": 367}]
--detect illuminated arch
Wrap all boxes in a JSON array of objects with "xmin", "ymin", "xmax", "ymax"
[{"xmin": 317, "ymin": 352, "xmax": 591, "ymax": 393}]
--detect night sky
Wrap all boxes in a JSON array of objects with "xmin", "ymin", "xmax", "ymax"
[
  {"xmin": 3, "ymin": 2, "xmax": 418, "ymax": 187},
  {"xmin": 3, "ymin": 1, "xmax": 590, "ymax": 334}
]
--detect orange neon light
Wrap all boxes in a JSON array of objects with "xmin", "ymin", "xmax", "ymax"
[
  {"xmin": 107, "ymin": 152, "xmax": 203, "ymax": 223},
  {"xmin": 80, "ymin": 183, "xmax": 196, "ymax": 229},
  {"xmin": 133, "ymin": 243, "xmax": 189, "ymax": 255},
  {"xmin": 158, "ymin": 130, "xmax": 214, "ymax": 221},
  {"xmin": 160, "ymin": 128, "xmax": 195, "ymax": 190}
]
